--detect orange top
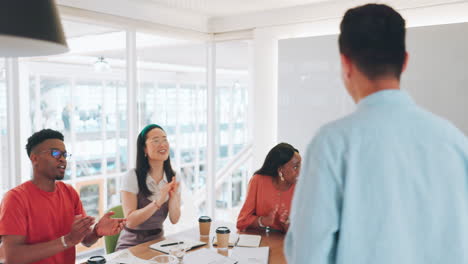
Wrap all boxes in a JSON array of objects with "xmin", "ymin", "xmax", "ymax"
[
  {"xmin": 237, "ymin": 174, "xmax": 295, "ymax": 232},
  {"xmin": 0, "ymin": 181, "xmax": 85, "ymax": 264}
]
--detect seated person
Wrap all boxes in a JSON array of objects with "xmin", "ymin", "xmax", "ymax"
[
  {"xmin": 0, "ymin": 129, "xmax": 125, "ymax": 264},
  {"xmin": 116, "ymin": 124, "xmax": 181, "ymax": 250},
  {"xmin": 237, "ymin": 143, "xmax": 302, "ymax": 233}
]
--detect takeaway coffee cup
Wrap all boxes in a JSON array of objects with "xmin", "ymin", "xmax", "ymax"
[
  {"xmin": 87, "ymin": 256, "xmax": 106, "ymax": 264},
  {"xmin": 198, "ymin": 216, "xmax": 212, "ymax": 237},
  {"xmin": 215, "ymin": 226, "xmax": 230, "ymax": 250}
]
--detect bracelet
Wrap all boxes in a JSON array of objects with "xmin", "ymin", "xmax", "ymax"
[
  {"xmin": 93, "ymin": 225, "xmax": 102, "ymax": 238},
  {"xmin": 60, "ymin": 235, "xmax": 68, "ymax": 248},
  {"xmin": 257, "ymin": 216, "xmax": 265, "ymax": 228}
]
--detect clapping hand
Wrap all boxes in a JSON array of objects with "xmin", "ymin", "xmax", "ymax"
[
  {"xmin": 65, "ymin": 215, "xmax": 95, "ymax": 246},
  {"xmin": 278, "ymin": 202, "xmax": 290, "ymax": 230},
  {"xmin": 279, "ymin": 209, "xmax": 290, "ymax": 230},
  {"xmin": 153, "ymin": 177, "xmax": 179, "ymax": 207},
  {"xmin": 261, "ymin": 205, "xmax": 279, "ymax": 227},
  {"xmin": 168, "ymin": 177, "xmax": 180, "ymax": 199},
  {"xmin": 94, "ymin": 211, "xmax": 126, "ymax": 237}
]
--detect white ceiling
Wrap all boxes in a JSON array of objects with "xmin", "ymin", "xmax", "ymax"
[
  {"xmin": 62, "ymin": 20, "xmax": 115, "ymax": 38},
  {"xmin": 144, "ymin": 0, "xmax": 332, "ymax": 17},
  {"xmin": 58, "ymin": 0, "xmax": 468, "ymax": 33},
  {"xmin": 44, "ymin": 0, "xmax": 468, "ymax": 68}
]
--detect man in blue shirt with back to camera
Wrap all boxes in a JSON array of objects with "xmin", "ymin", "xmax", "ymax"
[{"xmin": 285, "ymin": 3, "xmax": 468, "ymax": 264}]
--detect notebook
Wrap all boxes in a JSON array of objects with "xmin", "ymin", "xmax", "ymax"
[
  {"xmin": 149, "ymin": 239, "xmax": 206, "ymax": 254},
  {"xmin": 212, "ymin": 234, "xmax": 261, "ymax": 247},
  {"xmin": 236, "ymin": 234, "xmax": 262, "ymax": 247}
]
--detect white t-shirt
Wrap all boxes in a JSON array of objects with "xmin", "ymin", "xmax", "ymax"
[{"xmin": 121, "ymin": 169, "xmax": 176, "ymax": 203}]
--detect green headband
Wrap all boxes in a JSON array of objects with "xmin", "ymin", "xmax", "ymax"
[{"xmin": 139, "ymin": 124, "xmax": 163, "ymax": 138}]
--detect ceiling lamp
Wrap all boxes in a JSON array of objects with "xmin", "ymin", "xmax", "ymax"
[
  {"xmin": 94, "ymin": 57, "xmax": 111, "ymax": 72},
  {"xmin": 0, "ymin": 0, "xmax": 68, "ymax": 57}
]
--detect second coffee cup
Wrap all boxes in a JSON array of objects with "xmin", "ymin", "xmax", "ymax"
[
  {"xmin": 215, "ymin": 226, "xmax": 230, "ymax": 250},
  {"xmin": 198, "ymin": 216, "xmax": 212, "ymax": 237}
]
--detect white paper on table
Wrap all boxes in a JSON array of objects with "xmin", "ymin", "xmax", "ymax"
[
  {"xmin": 231, "ymin": 247, "xmax": 269, "ymax": 264},
  {"xmin": 237, "ymin": 234, "xmax": 262, "ymax": 247},
  {"xmin": 184, "ymin": 248, "xmax": 237, "ymax": 264},
  {"xmin": 104, "ymin": 249, "xmax": 152, "ymax": 264}
]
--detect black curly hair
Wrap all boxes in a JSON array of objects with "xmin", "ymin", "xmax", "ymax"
[{"xmin": 26, "ymin": 129, "xmax": 64, "ymax": 157}]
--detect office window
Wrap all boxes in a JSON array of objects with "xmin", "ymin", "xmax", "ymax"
[
  {"xmin": 21, "ymin": 20, "xmax": 127, "ymax": 254},
  {"xmin": 136, "ymin": 32, "xmax": 208, "ymax": 233},
  {"xmin": 215, "ymin": 40, "xmax": 252, "ymax": 220},
  {"xmin": 215, "ymin": 164, "xmax": 251, "ymax": 221},
  {"xmin": 0, "ymin": 59, "xmax": 8, "ymax": 197},
  {"xmin": 6, "ymin": 17, "xmax": 253, "ymax": 259}
]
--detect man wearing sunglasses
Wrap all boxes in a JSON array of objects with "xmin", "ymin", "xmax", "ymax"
[{"xmin": 0, "ymin": 129, "xmax": 126, "ymax": 264}]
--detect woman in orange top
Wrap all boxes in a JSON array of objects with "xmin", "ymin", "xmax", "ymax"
[{"xmin": 237, "ymin": 143, "xmax": 301, "ymax": 233}]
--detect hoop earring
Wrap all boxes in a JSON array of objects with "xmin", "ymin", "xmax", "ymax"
[{"xmin": 279, "ymin": 171, "xmax": 285, "ymax": 181}]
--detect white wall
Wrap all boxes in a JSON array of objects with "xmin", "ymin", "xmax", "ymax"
[
  {"xmin": 278, "ymin": 34, "xmax": 354, "ymax": 154},
  {"xmin": 403, "ymin": 22, "xmax": 468, "ymax": 134},
  {"xmin": 251, "ymin": 29, "xmax": 280, "ymax": 168},
  {"xmin": 278, "ymin": 22, "xmax": 468, "ymax": 153}
]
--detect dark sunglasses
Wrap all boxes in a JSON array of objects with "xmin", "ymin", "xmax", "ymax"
[{"xmin": 37, "ymin": 149, "xmax": 72, "ymax": 160}]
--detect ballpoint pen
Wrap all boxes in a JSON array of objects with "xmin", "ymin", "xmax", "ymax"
[{"xmin": 161, "ymin": 241, "xmax": 184, "ymax": 247}]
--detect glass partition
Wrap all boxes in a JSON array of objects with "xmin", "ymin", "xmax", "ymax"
[
  {"xmin": 0, "ymin": 59, "xmax": 8, "ymax": 198},
  {"xmin": 136, "ymin": 32, "xmax": 208, "ymax": 233},
  {"xmin": 215, "ymin": 40, "xmax": 252, "ymax": 221}
]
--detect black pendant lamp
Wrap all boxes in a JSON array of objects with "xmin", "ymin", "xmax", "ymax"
[{"xmin": 0, "ymin": 0, "xmax": 69, "ymax": 57}]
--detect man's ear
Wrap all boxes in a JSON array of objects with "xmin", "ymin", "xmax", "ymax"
[
  {"xmin": 30, "ymin": 153, "xmax": 38, "ymax": 167},
  {"xmin": 340, "ymin": 54, "xmax": 352, "ymax": 80},
  {"xmin": 401, "ymin": 52, "xmax": 409, "ymax": 73}
]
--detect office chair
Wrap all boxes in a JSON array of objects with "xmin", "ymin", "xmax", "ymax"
[{"xmin": 104, "ymin": 205, "xmax": 124, "ymax": 254}]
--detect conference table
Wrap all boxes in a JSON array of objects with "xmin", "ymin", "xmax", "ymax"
[{"xmin": 118, "ymin": 222, "xmax": 286, "ymax": 264}]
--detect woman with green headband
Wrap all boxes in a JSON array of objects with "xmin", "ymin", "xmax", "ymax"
[{"xmin": 116, "ymin": 124, "xmax": 181, "ymax": 250}]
